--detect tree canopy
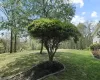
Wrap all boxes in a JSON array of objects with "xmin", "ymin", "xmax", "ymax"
[
  {"xmin": 28, "ymin": 18, "xmax": 81, "ymax": 61},
  {"xmin": 0, "ymin": 0, "xmax": 76, "ymax": 53}
]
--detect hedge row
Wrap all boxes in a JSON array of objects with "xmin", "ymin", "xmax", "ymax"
[{"xmin": 90, "ymin": 43, "xmax": 100, "ymax": 50}]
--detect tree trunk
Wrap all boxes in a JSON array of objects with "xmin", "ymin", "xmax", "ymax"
[
  {"xmin": 14, "ymin": 33, "xmax": 17, "ymax": 52},
  {"xmin": 40, "ymin": 40, "xmax": 43, "ymax": 54},
  {"xmin": 48, "ymin": 52, "xmax": 56, "ymax": 62},
  {"xmin": 10, "ymin": 29, "xmax": 13, "ymax": 53},
  {"xmin": 49, "ymin": 54, "xmax": 54, "ymax": 62}
]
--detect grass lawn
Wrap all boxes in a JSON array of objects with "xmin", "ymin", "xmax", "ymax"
[{"xmin": 0, "ymin": 49, "xmax": 100, "ymax": 80}]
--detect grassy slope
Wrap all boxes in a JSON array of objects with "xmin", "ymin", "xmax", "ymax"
[{"xmin": 0, "ymin": 49, "xmax": 100, "ymax": 80}]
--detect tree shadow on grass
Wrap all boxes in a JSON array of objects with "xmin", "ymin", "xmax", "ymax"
[
  {"xmin": 1, "ymin": 51, "xmax": 100, "ymax": 80},
  {"xmin": 0, "ymin": 53, "xmax": 48, "ymax": 77}
]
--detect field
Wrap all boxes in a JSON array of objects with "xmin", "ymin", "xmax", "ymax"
[{"xmin": 0, "ymin": 49, "xmax": 100, "ymax": 80}]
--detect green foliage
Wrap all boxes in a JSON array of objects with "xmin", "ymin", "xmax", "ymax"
[
  {"xmin": 84, "ymin": 47, "xmax": 90, "ymax": 50},
  {"xmin": 77, "ymin": 23, "xmax": 87, "ymax": 36},
  {"xmin": 28, "ymin": 18, "xmax": 80, "ymax": 42},
  {"xmin": 90, "ymin": 43, "xmax": 100, "ymax": 51},
  {"xmin": 28, "ymin": 18, "xmax": 81, "ymax": 61},
  {"xmin": 31, "ymin": 39, "xmax": 41, "ymax": 50},
  {"xmin": 26, "ymin": 0, "xmax": 75, "ymax": 21},
  {"xmin": 0, "ymin": 0, "xmax": 76, "ymax": 53},
  {"xmin": 28, "ymin": 18, "xmax": 63, "ymax": 39},
  {"xmin": 75, "ymin": 22, "xmax": 93, "ymax": 50},
  {"xmin": 0, "ymin": 0, "xmax": 31, "ymax": 53}
]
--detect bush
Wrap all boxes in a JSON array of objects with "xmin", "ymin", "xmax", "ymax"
[
  {"xmin": 28, "ymin": 18, "xmax": 81, "ymax": 61},
  {"xmin": 90, "ymin": 44, "xmax": 100, "ymax": 51}
]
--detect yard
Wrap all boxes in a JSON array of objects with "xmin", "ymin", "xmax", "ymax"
[
  {"xmin": 0, "ymin": 49, "xmax": 100, "ymax": 80},
  {"xmin": 0, "ymin": 0, "xmax": 100, "ymax": 80}
]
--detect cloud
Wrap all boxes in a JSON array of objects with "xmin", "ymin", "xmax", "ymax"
[
  {"xmin": 82, "ymin": 12, "xmax": 86, "ymax": 15},
  {"xmin": 64, "ymin": 0, "xmax": 84, "ymax": 8},
  {"xmin": 70, "ymin": 0, "xmax": 84, "ymax": 8},
  {"xmin": 91, "ymin": 11, "xmax": 98, "ymax": 18},
  {"xmin": 71, "ymin": 15, "xmax": 85, "ymax": 25},
  {"xmin": 91, "ymin": 20, "xmax": 99, "ymax": 26}
]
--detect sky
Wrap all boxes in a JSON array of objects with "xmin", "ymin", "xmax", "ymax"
[
  {"xmin": 71, "ymin": 0, "xmax": 100, "ymax": 25},
  {"xmin": 0, "ymin": 0, "xmax": 100, "ymax": 24}
]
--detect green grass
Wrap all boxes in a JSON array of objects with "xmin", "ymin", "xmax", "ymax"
[{"xmin": 0, "ymin": 49, "xmax": 100, "ymax": 80}]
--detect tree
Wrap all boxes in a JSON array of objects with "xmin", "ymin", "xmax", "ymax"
[
  {"xmin": 0, "ymin": 39, "xmax": 6, "ymax": 53},
  {"xmin": 24, "ymin": 0, "xmax": 75, "ymax": 54},
  {"xmin": 0, "ymin": 0, "xmax": 31, "ymax": 53},
  {"xmin": 24, "ymin": 0, "xmax": 75, "ymax": 21},
  {"xmin": 76, "ymin": 22, "xmax": 93, "ymax": 49},
  {"xmin": 77, "ymin": 23, "xmax": 87, "ymax": 36},
  {"xmin": 96, "ymin": 22, "xmax": 100, "ymax": 38},
  {"xmin": 28, "ymin": 18, "xmax": 81, "ymax": 61},
  {"xmin": 77, "ymin": 23, "xmax": 87, "ymax": 49},
  {"xmin": 0, "ymin": 0, "xmax": 20, "ymax": 53}
]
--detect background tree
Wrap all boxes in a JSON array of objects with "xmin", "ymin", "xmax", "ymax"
[
  {"xmin": 75, "ymin": 22, "xmax": 93, "ymax": 49},
  {"xmin": 96, "ymin": 22, "xmax": 100, "ymax": 38},
  {"xmin": 28, "ymin": 18, "xmax": 81, "ymax": 61},
  {"xmin": 77, "ymin": 23, "xmax": 87, "ymax": 49},
  {"xmin": 0, "ymin": 0, "xmax": 31, "ymax": 53}
]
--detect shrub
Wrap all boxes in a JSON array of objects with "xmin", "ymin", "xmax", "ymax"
[
  {"xmin": 90, "ymin": 43, "xmax": 100, "ymax": 51},
  {"xmin": 28, "ymin": 18, "xmax": 81, "ymax": 61}
]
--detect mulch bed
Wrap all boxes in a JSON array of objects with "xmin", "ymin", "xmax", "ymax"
[{"xmin": 3, "ymin": 61, "xmax": 64, "ymax": 80}]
